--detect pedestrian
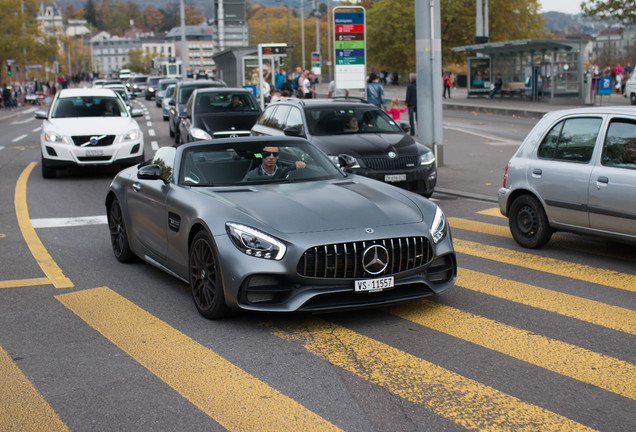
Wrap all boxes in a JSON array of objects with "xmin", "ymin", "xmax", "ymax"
[
  {"xmin": 302, "ymin": 70, "xmax": 316, "ymax": 99},
  {"xmin": 443, "ymin": 72, "xmax": 452, "ymax": 98},
  {"xmin": 328, "ymin": 79, "xmax": 349, "ymax": 98},
  {"xmin": 489, "ymin": 73, "xmax": 503, "ymax": 99},
  {"xmin": 405, "ymin": 73, "xmax": 417, "ymax": 136},
  {"xmin": 274, "ymin": 68, "xmax": 285, "ymax": 90},
  {"xmin": 283, "ymin": 73, "xmax": 294, "ymax": 95},
  {"xmin": 366, "ymin": 72, "xmax": 386, "ymax": 108},
  {"xmin": 385, "ymin": 98, "xmax": 407, "ymax": 121}
]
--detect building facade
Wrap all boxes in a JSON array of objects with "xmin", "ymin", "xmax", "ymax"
[{"xmin": 90, "ymin": 32, "xmax": 140, "ymax": 77}]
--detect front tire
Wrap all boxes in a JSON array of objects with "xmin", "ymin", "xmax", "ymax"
[
  {"xmin": 107, "ymin": 198, "xmax": 137, "ymax": 262},
  {"xmin": 508, "ymin": 194, "xmax": 553, "ymax": 249},
  {"xmin": 189, "ymin": 231, "xmax": 230, "ymax": 319}
]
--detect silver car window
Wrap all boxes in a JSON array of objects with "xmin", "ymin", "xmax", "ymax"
[
  {"xmin": 601, "ymin": 119, "xmax": 636, "ymax": 169},
  {"xmin": 537, "ymin": 117, "xmax": 602, "ymax": 163}
]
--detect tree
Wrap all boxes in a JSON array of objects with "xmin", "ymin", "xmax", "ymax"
[
  {"xmin": 85, "ymin": 0, "xmax": 98, "ymax": 28},
  {"xmin": 581, "ymin": 0, "xmax": 636, "ymax": 26},
  {"xmin": 143, "ymin": 7, "xmax": 164, "ymax": 33},
  {"xmin": 125, "ymin": 47, "xmax": 153, "ymax": 74}
]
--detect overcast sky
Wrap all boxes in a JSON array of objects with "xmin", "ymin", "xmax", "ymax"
[{"xmin": 539, "ymin": 0, "xmax": 582, "ymax": 15}]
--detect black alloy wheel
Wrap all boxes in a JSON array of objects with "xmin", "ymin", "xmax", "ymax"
[
  {"xmin": 189, "ymin": 231, "xmax": 230, "ymax": 319},
  {"xmin": 508, "ymin": 194, "xmax": 553, "ymax": 249},
  {"xmin": 108, "ymin": 198, "xmax": 137, "ymax": 262}
]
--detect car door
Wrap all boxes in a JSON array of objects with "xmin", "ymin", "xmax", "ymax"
[
  {"xmin": 126, "ymin": 147, "xmax": 175, "ymax": 259},
  {"xmin": 529, "ymin": 116, "xmax": 603, "ymax": 228},
  {"xmin": 588, "ymin": 116, "xmax": 636, "ymax": 237}
]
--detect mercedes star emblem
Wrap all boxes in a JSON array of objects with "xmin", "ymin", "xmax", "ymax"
[{"xmin": 362, "ymin": 244, "xmax": 390, "ymax": 275}]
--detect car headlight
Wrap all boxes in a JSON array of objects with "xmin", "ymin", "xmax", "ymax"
[
  {"xmin": 191, "ymin": 128, "xmax": 212, "ymax": 140},
  {"xmin": 430, "ymin": 206, "xmax": 448, "ymax": 244},
  {"xmin": 115, "ymin": 129, "xmax": 142, "ymax": 143},
  {"xmin": 420, "ymin": 150, "xmax": 436, "ymax": 165},
  {"xmin": 148, "ymin": 87, "xmax": 155, "ymax": 92},
  {"xmin": 44, "ymin": 131, "xmax": 70, "ymax": 144},
  {"xmin": 226, "ymin": 223, "xmax": 286, "ymax": 260}
]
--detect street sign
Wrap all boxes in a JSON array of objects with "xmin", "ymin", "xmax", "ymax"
[
  {"xmin": 27, "ymin": 65, "xmax": 44, "ymax": 69},
  {"xmin": 333, "ymin": 7, "xmax": 366, "ymax": 90},
  {"xmin": 311, "ymin": 52, "xmax": 321, "ymax": 76},
  {"xmin": 597, "ymin": 77, "xmax": 612, "ymax": 95},
  {"xmin": 6, "ymin": 59, "xmax": 15, "ymax": 63}
]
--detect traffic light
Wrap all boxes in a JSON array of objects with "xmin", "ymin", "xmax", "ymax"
[{"xmin": 7, "ymin": 64, "xmax": 11, "ymax": 76}]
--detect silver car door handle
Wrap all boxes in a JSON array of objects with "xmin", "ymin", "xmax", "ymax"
[
  {"xmin": 596, "ymin": 176, "xmax": 609, "ymax": 189},
  {"xmin": 132, "ymin": 183, "xmax": 141, "ymax": 192},
  {"xmin": 532, "ymin": 168, "xmax": 542, "ymax": 176}
]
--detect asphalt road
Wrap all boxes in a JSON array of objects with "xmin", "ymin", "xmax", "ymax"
[{"xmin": 0, "ymin": 98, "xmax": 634, "ymax": 432}]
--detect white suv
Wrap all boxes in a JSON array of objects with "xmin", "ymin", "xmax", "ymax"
[
  {"xmin": 624, "ymin": 74, "xmax": 636, "ymax": 105},
  {"xmin": 35, "ymin": 88, "xmax": 145, "ymax": 178}
]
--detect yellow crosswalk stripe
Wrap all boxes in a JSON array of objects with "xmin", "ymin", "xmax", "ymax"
[
  {"xmin": 0, "ymin": 277, "xmax": 51, "ymax": 289},
  {"xmin": 454, "ymin": 239, "xmax": 636, "ymax": 292},
  {"xmin": 55, "ymin": 287, "xmax": 343, "ymax": 432},
  {"xmin": 457, "ymin": 268, "xmax": 636, "ymax": 335},
  {"xmin": 449, "ymin": 218, "xmax": 636, "ymax": 261},
  {"xmin": 0, "ymin": 346, "xmax": 70, "ymax": 431},
  {"xmin": 269, "ymin": 319, "xmax": 598, "ymax": 432},
  {"xmin": 386, "ymin": 300, "xmax": 635, "ymax": 399},
  {"xmin": 477, "ymin": 207, "xmax": 505, "ymax": 218}
]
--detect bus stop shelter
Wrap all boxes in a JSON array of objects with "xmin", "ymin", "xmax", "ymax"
[{"xmin": 452, "ymin": 38, "xmax": 589, "ymax": 102}]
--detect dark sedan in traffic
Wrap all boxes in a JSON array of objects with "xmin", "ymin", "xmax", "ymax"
[{"xmin": 177, "ymin": 88, "xmax": 262, "ymax": 143}]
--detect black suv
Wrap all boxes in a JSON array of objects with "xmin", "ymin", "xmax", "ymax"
[
  {"xmin": 251, "ymin": 98, "xmax": 437, "ymax": 197},
  {"xmin": 144, "ymin": 75, "xmax": 164, "ymax": 100},
  {"xmin": 168, "ymin": 79, "xmax": 226, "ymax": 143}
]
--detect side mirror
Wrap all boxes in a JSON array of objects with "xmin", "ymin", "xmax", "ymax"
[
  {"xmin": 283, "ymin": 126, "xmax": 303, "ymax": 137},
  {"xmin": 399, "ymin": 122, "xmax": 411, "ymax": 133},
  {"xmin": 338, "ymin": 154, "xmax": 357, "ymax": 168},
  {"xmin": 131, "ymin": 108, "xmax": 144, "ymax": 118},
  {"xmin": 34, "ymin": 110, "xmax": 48, "ymax": 120},
  {"xmin": 137, "ymin": 164, "xmax": 166, "ymax": 183},
  {"xmin": 168, "ymin": 99, "xmax": 175, "ymax": 106}
]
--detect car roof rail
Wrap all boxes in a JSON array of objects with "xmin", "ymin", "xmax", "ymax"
[{"xmin": 332, "ymin": 96, "xmax": 369, "ymax": 104}]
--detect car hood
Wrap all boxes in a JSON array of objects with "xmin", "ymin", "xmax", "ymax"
[
  {"xmin": 194, "ymin": 178, "xmax": 425, "ymax": 234},
  {"xmin": 309, "ymin": 133, "xmax": 425, "ymax": 157},
  {"xmin": 196, "ymin": 112, "xmax": 261, "ymax": 133},
  {"xmin": 46, "ymin": 117, "xmax": 139, "ymax": 135}
]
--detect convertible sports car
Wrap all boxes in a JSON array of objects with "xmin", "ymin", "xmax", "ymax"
[{"xmin": 106, "ymin": 137, "xmax": 456, "ymax": 319}]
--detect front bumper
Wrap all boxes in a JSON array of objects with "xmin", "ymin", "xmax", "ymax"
[{"xmin": 42, "ymin": 140, "xmax": 144, "ymax": 167}]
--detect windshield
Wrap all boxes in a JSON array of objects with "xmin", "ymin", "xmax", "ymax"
[
  {"xmin": 306, "ymin": 106, "xmax": 403, "ymax": 136},
  {"xmin": 52, "ymin": 96, "xmax": 128, "ymax": 118},
  {"xmin": 179, "ymin": 84, "xmax": 224, "ymax": 104},
  {"xmin": 194, "ymin": 92, "xmax": 259, "ymax": 113},
  {"xmin": 179, "ymin": 140, "xmax": 344, "ymax": 186}
]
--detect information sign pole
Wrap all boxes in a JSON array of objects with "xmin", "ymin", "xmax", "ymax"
[{"xmin": 333, "ymin": 7, "xmax": 366, "ymax": 91}]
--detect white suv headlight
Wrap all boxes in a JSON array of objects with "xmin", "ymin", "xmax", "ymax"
[
  {"xmin": 44, "ymin": 131, "xmax": 70, "ymax": 144},
  {"xmin": 115, "ymin": 129, "xmax": 142, "ymax": 143},
  {"xmin": 430, "ymin": 206, "xmax": 448, "ymax": 244},
  {"xmin": 226, "ymin": 223, "xmax": 286, "ymax": 260}
]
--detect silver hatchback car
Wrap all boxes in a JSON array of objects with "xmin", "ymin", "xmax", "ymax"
[{"xmin": 498, "ymin": 107, "xmax": 636, "ymax": 248}]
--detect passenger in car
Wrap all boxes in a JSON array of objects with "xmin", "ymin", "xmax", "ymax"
[{"xmin": 243, "ymin": 145, "xmax": 306, "ymax": 180}]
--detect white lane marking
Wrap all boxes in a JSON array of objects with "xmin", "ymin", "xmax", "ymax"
[
  {"xmin": 11, "ymin": 117, "xmax": 35, "ymax": 125},
  {"xmin": 0, "ymin": 146, "xmax": 4, "ymax": 151},
  {"xmin": 148, "ymin": 129, "xmax": 156, "ymax": 137},
  {"xmin": 31, "ymin": 216, "xmax": 107, "ymax": 229},
  {"xmin": 151, "ymin": 141, "xmax": 159, "ymax": 150},
  {"xmin": 443, "ymin": 124, "xmax": 521, "ymax": 146},
  {"xmin": 12, "ymin": 134, "xmax": 28, "ymax": 142},
  {"xmin": 32, "ymin": 126, "xmax": 42, "ymax": 133},
  {"xmin": 146, "ymin": 121, "xmax": 152, "ymax": 127}
]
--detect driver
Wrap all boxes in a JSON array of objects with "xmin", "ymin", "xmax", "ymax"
[{"xmin": 243, "ymin": 145, "xmax": 306, "ymax": 181}]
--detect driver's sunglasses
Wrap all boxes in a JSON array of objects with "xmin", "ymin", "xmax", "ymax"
[{"xmin": 262, "ymin": 151, "xmax": 279, "ymax": 158}]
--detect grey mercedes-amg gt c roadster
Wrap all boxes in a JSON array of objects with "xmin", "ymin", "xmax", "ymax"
[{"xmin": 106, "ymin": 137, "xmax": 456, "ymax": 319}]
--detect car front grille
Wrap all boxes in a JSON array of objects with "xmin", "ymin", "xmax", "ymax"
[
  {"xmin": 361, "ymin": 156, "xmax": 419, "ymax": 170},
  {"xmin": 72, "ymin": 135, "xmax": 116, "ymax": 147},
  {"xmin": 297, "ymin": 237, "xmax": 432, "ymax": 279}
]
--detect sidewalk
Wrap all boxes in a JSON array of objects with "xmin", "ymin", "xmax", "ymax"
[{"xmin": 315, "ymin": 82, "xmax": 631, "ymax": 119}]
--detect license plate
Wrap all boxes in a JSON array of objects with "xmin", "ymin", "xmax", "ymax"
[
  {"xmin": 85, "ymin": 149, "xmax": 104, "ymax": 156},
  {"xmin": 355, "ymin": 276, "xmax": 394, "ymax": 293},
  {"xmin": 385, "ymin": 174, "xmax": 406, "ymax": 182}
]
